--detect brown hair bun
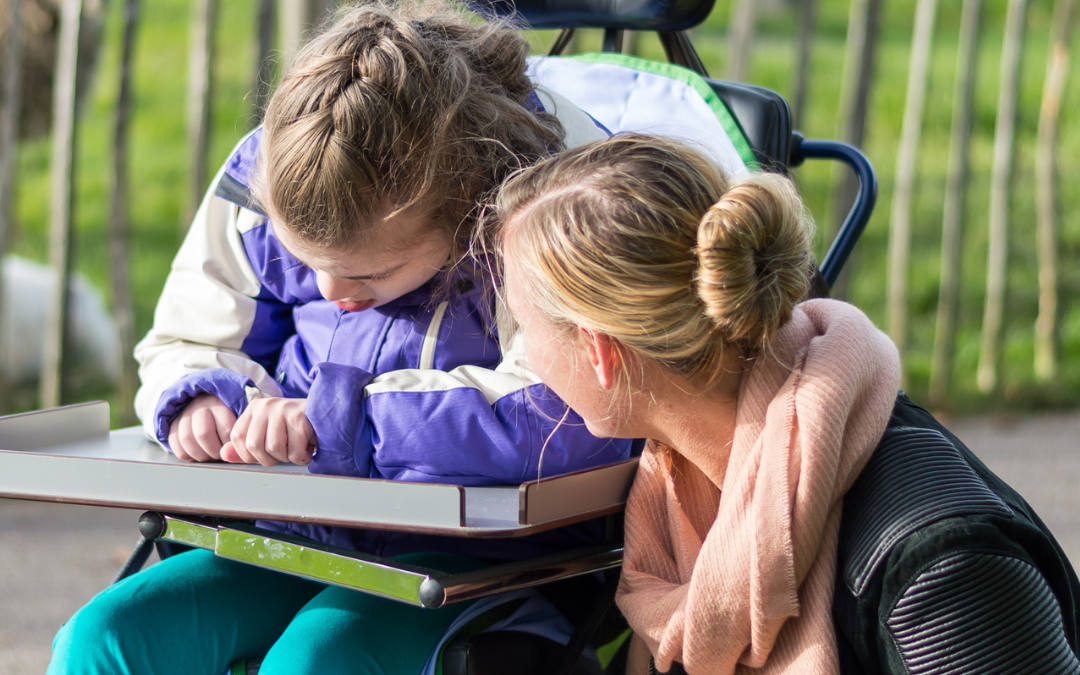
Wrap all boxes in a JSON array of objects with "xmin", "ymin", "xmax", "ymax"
[{"xmin": 695, "ymin": 174, "xmax": 814, "ymax": 352}]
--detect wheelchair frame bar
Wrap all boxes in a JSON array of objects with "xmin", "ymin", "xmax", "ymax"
[
  {"xmin": 425, "ymin": 543, "xmax": 623, "ymax": 607},
  {"xmin": 143, "ymin": 512, "xmax": 623, "ymax": 609},
  {"xmin": 546, "ymin": 26, "xmax": 709, "ymax": 79},
  {"xmin": 658, "ymin": 32, "xmax": 709, "ymax": 76},
  {"xmin": 793, "ymin": 138, "xmax": 879, "ymax": 287},
  {"xmin": 601, "ymin": 28, "xmax": 623, "ymax": 53}
]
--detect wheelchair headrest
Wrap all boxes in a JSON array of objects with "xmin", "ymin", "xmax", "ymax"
[{"xmin": 470, "ymin": 0, "xmax": 716, "ymax": 33}]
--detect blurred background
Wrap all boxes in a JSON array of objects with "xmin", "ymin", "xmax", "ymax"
[
  {"xmin": 0, "ymin": 0, "xmax": 1078, "ymax": 423},
  {"xmin": 1, "ymin": 0, "xmax": 1079, "ymax": 672}
]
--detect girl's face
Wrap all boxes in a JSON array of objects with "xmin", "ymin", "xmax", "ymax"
[{"xmin": 275, "ymin": 211, "xmax": 453, "ymax": 311}]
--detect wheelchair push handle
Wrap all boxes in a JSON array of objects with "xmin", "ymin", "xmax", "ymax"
[{"xmin": 789, "ymin": 136, "xmax": 878, "ymax": 289}]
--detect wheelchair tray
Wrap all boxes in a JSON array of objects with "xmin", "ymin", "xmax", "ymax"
[{"xmin": 0, "ymin": 402, "xmax": 638, "ymax": 537}]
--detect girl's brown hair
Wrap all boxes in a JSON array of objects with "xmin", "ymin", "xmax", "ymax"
[
  {"xmin": 256, "ymin": 1, "xmax": 563, "ymax": 268},
  {"xmin": 496, "ymin": 134, "xmax": 815, "ymax": 390}
]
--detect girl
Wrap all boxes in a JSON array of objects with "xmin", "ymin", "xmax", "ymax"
[
  {"xmin": 495, "ymin": 134, "xmax": 1080, "ymax": 674},
  {"xmin": 48, "ymin": 4, "xmax": 629, "ymax": 674}
]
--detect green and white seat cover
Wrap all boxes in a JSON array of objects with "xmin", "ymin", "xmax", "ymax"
[{"xmin": 529, "ymin": 53, "xmax": 757, "ymax": 178}]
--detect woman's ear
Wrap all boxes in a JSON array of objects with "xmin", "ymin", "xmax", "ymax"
[{"xmin": 581, "ymin": 328, "xmax": 620, "ymax": 390}]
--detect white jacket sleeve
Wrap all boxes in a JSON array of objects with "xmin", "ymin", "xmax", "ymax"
[{"xmin": 134, "ymin": 160, "xmax": 283, "ymax": 445}]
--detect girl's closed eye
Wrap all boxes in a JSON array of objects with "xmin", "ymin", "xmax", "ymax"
[{"xmin": 349, "ymin": 271, "xmax": 393, "ymax": 283}]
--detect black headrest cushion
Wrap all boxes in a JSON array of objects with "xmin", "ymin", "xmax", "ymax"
[{"xmin": 470, "ymin": 0, "xmax": 716, "ymax": 32}]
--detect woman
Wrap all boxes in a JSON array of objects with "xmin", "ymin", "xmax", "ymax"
[{"xmin": 493, "ymin": 133, "xmax": 1080, "ymax": 674}]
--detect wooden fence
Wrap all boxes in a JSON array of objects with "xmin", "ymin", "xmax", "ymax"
[{"xmin": 0, "ymin": 0, "xmax": 1076, "ymax": 422}]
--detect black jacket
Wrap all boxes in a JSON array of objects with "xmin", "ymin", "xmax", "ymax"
[{"xmin": 833, "ymin": 393, "xmax": 1080, "ymax": 674}]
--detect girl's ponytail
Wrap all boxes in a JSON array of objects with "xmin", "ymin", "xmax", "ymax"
[{"xmin": 695, "ymin": 175, "xmax": 814, "ymax": 353}]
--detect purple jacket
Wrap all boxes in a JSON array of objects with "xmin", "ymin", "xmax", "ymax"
[{"xmin": 133, "ymin": 88, "xmax": 631, "ymax": 559}]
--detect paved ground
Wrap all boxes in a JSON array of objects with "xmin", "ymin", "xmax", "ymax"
[
  {"xmin": 0, "ymin": 500, "xmax": 146, "ymax": 674},
  {"xmin": 1, "ymin": 412, "xmax": 1078, "ymax": 674},
  {"xmin": 946, "ymin": 412, "xmax": 1080, "ymax": 566}
]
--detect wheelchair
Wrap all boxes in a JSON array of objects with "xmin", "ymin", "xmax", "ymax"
[{"xmin": 0, "ymin": 0, "xmax": 876, "ymax": 673}]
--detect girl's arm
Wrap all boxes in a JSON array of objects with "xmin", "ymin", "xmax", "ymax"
[
  {"xmin": 302, "ymin": 298, "xmax": 633, "ymax": 485},
  {"xmin": 135, "ymin": 142, "xmax": 296, "ymax": 451}
]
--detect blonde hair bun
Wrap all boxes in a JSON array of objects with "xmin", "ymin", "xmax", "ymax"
[{"xmin": 695, "ymin": 174, "xmax": 814, "ymax": 351}]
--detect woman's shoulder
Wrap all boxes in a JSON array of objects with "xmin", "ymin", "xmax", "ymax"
[
  {"xmin": 833, "ymin": 393, "xmax": 1080, "ymax": 673},
  {"xmin": 836, "ymin": 393, "xmax": 1020, "ymax": 597},
  {"xmin": 836, "ymin": 392, "xmax": 1079, "ymax": 591}
]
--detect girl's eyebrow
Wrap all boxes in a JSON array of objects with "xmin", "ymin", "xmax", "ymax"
[
  {"xmin": 285, "ymin": 242, "xmax": 408, "ymax": 280},
  {"xmin": 343, "ymin": 262, "xmax": 407, "ymax": 280}
]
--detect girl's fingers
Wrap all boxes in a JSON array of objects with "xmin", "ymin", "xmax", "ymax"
[
  {"xmin": 205, "ymin": 404, "xmax": 238, "ymax": 461},
  {"xmin": 228, "ymin": 414, "xmax": 258, "ymax": 464},
  {"xmin": 191, "ymin": 407, "xmax": 225, "ymax": 460},
  {"xmin": 172, "ymin": 416, "xmax": 211, "ymax": 462},
  {"xmin": 167, "ymin": 395, "xmax": 236, "ymax": 462},
  {"xmin": 286, "ymin": 417, "xmax": 314, "ymax": 466},
  {"xmin": 168, "ymin": 396, "xmax": 313, "ymax": 469},
  {"xmin": 220, "ymin": 441, "xmax": 243, "ymax": 463},
  {"xmin": 210, "ymin": 404, "xmax": 238, "ymax": 438},
  {"xmin": 264, "ymin": 415, "xmax": 291, "ymax": 464},
  {"xmin": 243, "ymin": 413, "xmax": 277, "ymax": 467},
  {"xmin": 168, "ymin": 425, "xmax": 193, "ymax": 462},
  {"xmin": 218, "ymin": 398, "xmax": 311, "ymax": 466}
]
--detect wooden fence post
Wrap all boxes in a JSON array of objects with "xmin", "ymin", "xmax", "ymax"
[
  {"xmin": 40, "ymin": 0, "xmax": 83, "ymax": 410},
  {"xmin": 253, "ymin": 0, "xmax": 277, "ymax": 124},
  {"xmin": 930, "ymin": 0, "xmax": 982, "ymax": 408},
  {"xmin": 791, "ymin": 0, "xmax": 817, "ymax": 130},
  {"xmin": 0, "ymin": 0, "xmax": 24, "ymax": 404},
  {"xmin": 827, "ymin": 0, "xmax": 881, "ymax": 299},
  {"xmin": 185, "ymin": 0, "xmax": 217, "ymax": 229},
  {"xmin": 727, "ymin": 0, "xmax": 757, "ymax": 83},
  {"xmin": 977, "ymin": 0, "xmax": 1027, "ymax": 395},
  {"xmin": 886, "ymin": 0, "xmax": 938, "ymax": 375},
  {"xmin": 281, "ymin": 0, "xmax": 334, "ymax": 61},
  {"xmin": 1034, "ymin": 0, "xmax": 1076, "ymax": 381},
  {"xmin": 280, "ymin": 0, "xmax": 307, "ymax": 60},
  {"xmin": 110, "ymin": 0, "xmax": 140, "ymax": 426}
]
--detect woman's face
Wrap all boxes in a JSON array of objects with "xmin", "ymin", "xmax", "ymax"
[
  {"xmin": 503, "ymin": 246, "xmax": 631, "ymax": 439},
  {"xmin": 275, "ymin": 211, "xmax": 453, "ymax": 311}
]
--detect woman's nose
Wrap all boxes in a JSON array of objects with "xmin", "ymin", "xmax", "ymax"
[{"xmin": 316, "ymin": 272, "xmax": 361, "ymax": 301}]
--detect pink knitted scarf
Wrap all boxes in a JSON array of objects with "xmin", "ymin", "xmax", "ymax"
[{"xmin": 616, "ymin": 299, "xmax": 901, "ymax": 674}]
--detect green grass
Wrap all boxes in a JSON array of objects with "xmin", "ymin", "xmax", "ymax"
[{"xmin": 5, "ymin": 0, "xmax": 1079, "ymax": 424}]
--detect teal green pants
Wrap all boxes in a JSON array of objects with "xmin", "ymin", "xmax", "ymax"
[{"xmin": 48, "ymin": 549, "xmax": 483, "ymax": 675}]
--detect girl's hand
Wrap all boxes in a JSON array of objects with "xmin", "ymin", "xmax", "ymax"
[
  {"xmin": 168, "ymin": 394, "xmax": 237, "ymax": 462},
  {"xmin": 221, "ymin": 397, "xmax": 316, "ymax": 467}
]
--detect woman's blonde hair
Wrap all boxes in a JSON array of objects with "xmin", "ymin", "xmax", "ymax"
[
  {"xmin": 256, "ymin": 1, "xmax": 563, "ymax": 267},
  {"xmin": 496, "ymin": 134, "xmax": 815, "ymax": 390}
]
